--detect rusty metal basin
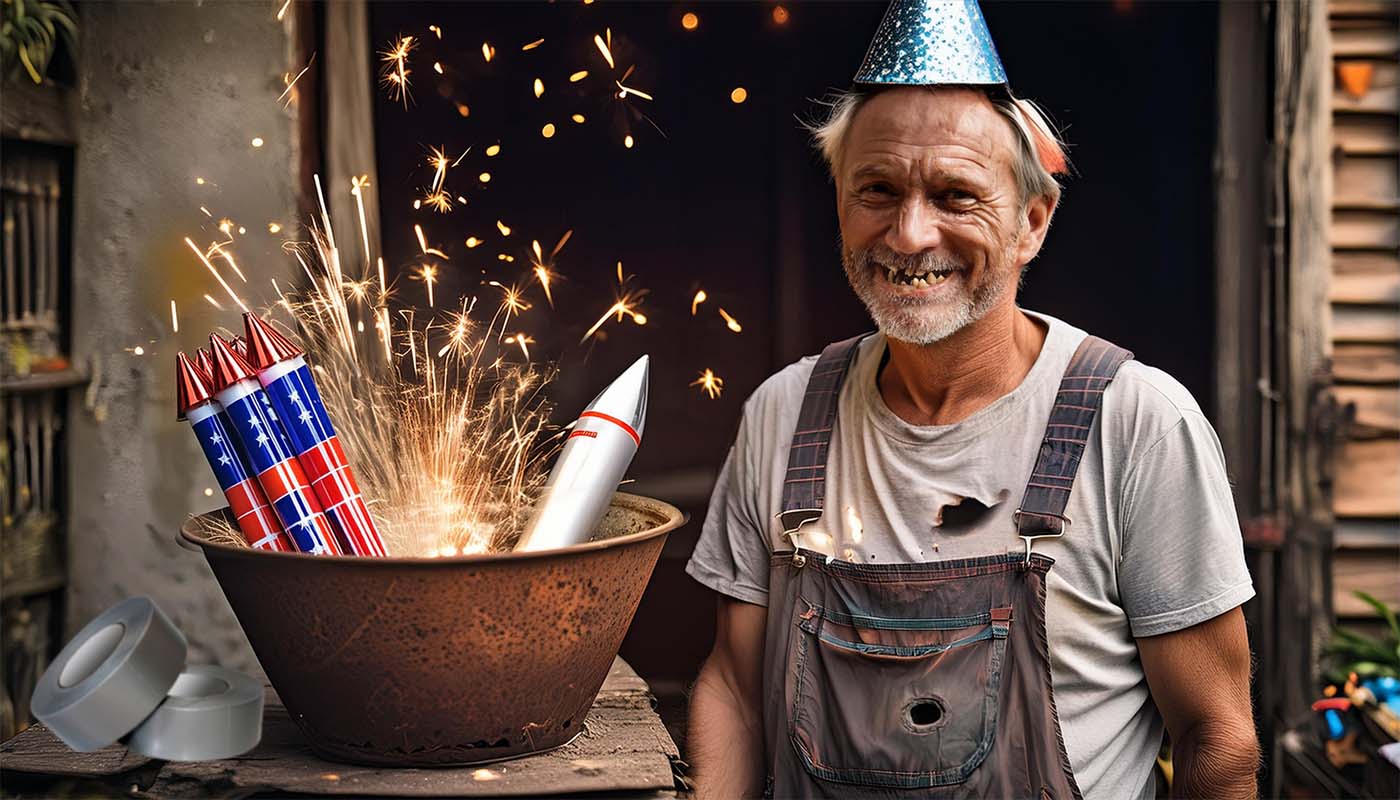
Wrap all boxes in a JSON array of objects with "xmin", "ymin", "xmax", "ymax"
[{"xmin": 180, "ymin": 492, "xmax": 684, "ymax": 767}]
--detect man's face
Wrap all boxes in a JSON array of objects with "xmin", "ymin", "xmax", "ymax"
[{"xmin": 836, "ymin": 87, "xmax": 1035, "ymax": 345}]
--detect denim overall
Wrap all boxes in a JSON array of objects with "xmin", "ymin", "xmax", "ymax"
[{"xmin": 761, "ymin": 333, "xmax": 1133, "ymax": 799}]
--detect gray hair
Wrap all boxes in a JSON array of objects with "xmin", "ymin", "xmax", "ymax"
[{"xmin": 807, "ymin": 87, "xmax": 1067, "ymax": 205}]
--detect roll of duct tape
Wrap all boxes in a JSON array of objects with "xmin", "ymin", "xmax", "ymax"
[
  {"xmin": 127, "ymin": 665, "xmax": 263, "ymax": 761},
  {"xmin": 30, "ymin": 597, "xmax": 187, "ymax": 751}
]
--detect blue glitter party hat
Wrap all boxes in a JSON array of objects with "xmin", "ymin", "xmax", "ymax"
[{"xmin": 853, "ymin": 0, "xmax": 1007, "ymax": 87}]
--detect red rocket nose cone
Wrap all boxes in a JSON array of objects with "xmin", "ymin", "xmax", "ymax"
[
  {"xmin": 243, "ymin": 312, "xmax": 303, "ymax": 370},
  {"xmin": 194, "ymin": 348, "xmax": 214, "ymax": 383},
  {"xmin": 176, "ymin": 352, "xmax": 212, "ymax": 420},
  {"xmin": 208, "ymin": 334, "xmax": 257, "ymax": 392}
]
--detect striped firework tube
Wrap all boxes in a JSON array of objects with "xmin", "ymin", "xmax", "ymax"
[
  {"xmin": 257, "ymin": 356, "xmax": 387, "ymax": 557},
  {"xmin": 215, "ymin": 376, "xmax": 342, "ymax": 555},
  {"xmin": 185, "ymin": 402, "xmax": 293, "ymax": 551}
]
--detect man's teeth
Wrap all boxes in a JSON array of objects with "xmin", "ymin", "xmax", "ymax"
[{"xmin": 883, "ymin": 266, "xmax": 953, "ymax": 287}]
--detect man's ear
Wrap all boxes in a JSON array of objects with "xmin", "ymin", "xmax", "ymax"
[{"xmin": 1014, "ymin": 193, "xmax": 1057, "ymax": 266}]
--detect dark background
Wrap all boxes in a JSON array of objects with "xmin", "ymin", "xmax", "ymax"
[{"xmin": 368, "ymin": 0, "xmax": 1218, "ymax": 745}]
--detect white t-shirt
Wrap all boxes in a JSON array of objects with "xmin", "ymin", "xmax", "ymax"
[{"xmin": 685, "ymin": 309, "xmax": 1255, "ymax": 800}]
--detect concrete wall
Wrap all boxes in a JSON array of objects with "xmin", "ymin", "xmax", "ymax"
[{"xmin": 67, "ymin": 2, "xmax": 303, "ymax": 674}]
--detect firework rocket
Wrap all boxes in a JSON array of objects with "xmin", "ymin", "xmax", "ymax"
[
  {"xmin": 515, "ymin": 355, "xmax": 649, "ymax": 552},
  {"xmin": 177, "ymin": 352, "xmax": 293, "ymax": 552},
  {"xmin": 208, "ymin": 334, "xmax": 342, "ymax": 555},
  {"xmin": 243, "ymin": 313, "xmax": 388, "ymax": 557}
]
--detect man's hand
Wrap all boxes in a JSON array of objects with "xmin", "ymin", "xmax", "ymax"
[
  {"xmin": 689, "ymin": 596, "xmax": 767, "ymax": 800},
  {"xmin": 1137, "ymin": 606, "xmax": 1258, "ymax": 799}
]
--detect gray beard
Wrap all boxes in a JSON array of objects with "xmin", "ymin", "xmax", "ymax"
[{"xmin": 841, "ymin": 243, "xmax": 1015, "ymax": 345}]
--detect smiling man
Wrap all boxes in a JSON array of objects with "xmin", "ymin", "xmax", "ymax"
[{"xmin": 683, "ymin": 2, "xmax": 1258, "ymax": 799}]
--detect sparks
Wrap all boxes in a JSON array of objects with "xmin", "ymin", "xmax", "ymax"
[
  {"xmin": 433, "ymin": 62, "xmax": 444, "ymax": 75},
  {"xmin": 485, "ymin": 144, "xmax": 501, "ymax": 156},
  {"xmin": 533, "ymin": 77, "xmax": 544, "ymax": 98},
  {"xmin": 278, "ymin": 54, "xmax": 315, "ymax": 108},
  {"xmin": 276, "ymin": 0, "xmax": 291, "ymax": 21},
  {"xmin": 489, "ymin": 281, "xmax": 532, "ymax": 319},
  {"xmin": 682, "ymin": 12, "xmax": 699, "ymax": 30},
  {"xmin": 718, "ymin": 307, "xmax": 742, "ymax": 333},
  {"xmin": 456, "ymin": 102, "xmax": 470, "ymax": 117},
  {"xmin": 465, "ymin": 236, "xmax": 482, "ymax": 248},
  {"xmin": 571, "ymin": 113, "xmax": 586, "ymax": 124},
  {"xmin": 593, "ymin": 33, "xmax": 614, "ymax": 69},
  {"xmin": 482, "ymin": 42, "xmax": 495, "ymax": 62},
  {"xmin": 185, "ymin": 237, "xmax": 248, "ymax": 312},
  {"xmin": 251, "ymin": 136, "xmax": 265, "ymax": 148},
  {"xmin": 423, "ymin": 191, "xmax": 453, "ymax": 213},
  {"xmin": 541, "ymin": 122, "xmax": 556, "ymax": 138},
  {"xmin": 170, "ymin": 300, "xmax": 179, "ymax": 332},
  {"xmin": 496, "ymin": 220, "xmax": 512, "ymax": 236},
  {"xmin": 581, "ymin": 289, "xmax": 649, "ymax": 343},
  {"xmin": 379, "ymin": 35, "xmax": 415, "ymax": 106},
  {"xmin": 419, "ymin": 264, "xmax": 438, "ymax": 307},
  {"xmin": 730, "ymin": 86, "xmax": 748, "ymax": 104},
  {"xmin": 691, "ymin": 289, "xmax": 707, "ymax": 315},
  {"xmin": 522, "ymin": 38, "xmax": 544, "ymax": 51},
  {"xmin": 570, "ymin": 70, "xmax": 588, "ymax": 82},
  {"xmin": 351, "ymin": 174, "xmax": 373, "ymax": 265},
  {"xmin": 415, "ymin": 224, "xmax": 448, "ymax": 259},
  {"xmin": 690, "ymin": 368, "xmax": 724, "ymax": 399},
  {"xmin": 624, "ymin": 134, "xmax": 634, "ymax": 149},
  {"xmin": 615, "ymin": 79, "xmax": 654, "ymax": 102},
  {"xmin": 478, "ymin": 172, "xmax": 491, "ymax": 183},
  {"xmin": 428, "ymin": 24, "xmax": 442, "ymax": 38},
  {"xmin": 504, "ymin": 333, "xmax": 534, "ymax": 360},
  {"xmin": 203, "ymin": 293, "xmax": 224, "ymax": 310},
  {"xmin": 773, "ymin": 5, "xmax": 790, "ymax": 24},
  {"xmin": 268, "ymin": 222, "xmax": 282, "ymax": 234}
]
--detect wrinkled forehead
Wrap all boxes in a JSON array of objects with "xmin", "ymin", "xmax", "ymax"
[{"xmin": 844, "ymin": 86, "xmax": 1018, "ymax": 176}]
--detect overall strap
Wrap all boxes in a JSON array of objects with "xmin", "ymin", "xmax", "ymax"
[
  {"xmin": 778, "ymin": 333, "xmax": 869, "ymax": 536},
  {"xmin": 1015, "ymin": 335, "xmax": 1134, "ymax": 548}
]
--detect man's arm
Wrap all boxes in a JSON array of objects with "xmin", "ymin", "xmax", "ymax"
[
  {"xmin": 689, "ymin": 596, "xmax": 767, "ymax": 800},
  {"xmin": 1137, "ymin": 606, "xmax": 1258, "ymax": 800}
]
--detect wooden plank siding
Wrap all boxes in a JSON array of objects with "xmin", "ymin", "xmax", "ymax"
[{"xmin": 1328, "ymin": 2, "xmax": 1400, "ymax": 619}]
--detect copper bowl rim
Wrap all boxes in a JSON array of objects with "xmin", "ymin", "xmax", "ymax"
[{"xmin": 179, "ymin": 491, "xmax": 687, "ymax": 565}]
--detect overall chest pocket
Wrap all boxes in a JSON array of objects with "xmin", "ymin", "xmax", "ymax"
[{"xmin": 789, "ymin": 599, "xmax": 1012, "ymax": 789}]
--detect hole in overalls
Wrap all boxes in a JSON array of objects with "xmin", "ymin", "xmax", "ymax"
[{"xmin": 903, "ymin": 697, "xmax": 946, "ymax": 732}]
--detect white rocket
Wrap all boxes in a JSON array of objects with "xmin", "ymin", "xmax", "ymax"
[{"xmin": 515, "ymin": 355, "xmax": 649, "ymax": 552}]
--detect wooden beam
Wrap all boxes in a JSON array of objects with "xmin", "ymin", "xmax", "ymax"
[
  {"xmin": 1334, "ymin": 384, "xmax": 1400, "ymax": 433},
  {"xmin": 1333, "ymin": 113, "xmax": 1400, "ymax": 154},
  {"xmin": 1333, "ymin": 549, "xmax": 1400, "ymax": 615},
  {"xmin": 1214, "ymin": 0, "xmax": 1268, "ymax": 518},
  {"xmin": 1334, "ymin": 438, "xmax": 1400, "ymax": 516},
  {"xmin": 1333, "ymin": 305, "xmax": 1400, "ymax": 341},
  {"xmin": 1332, "ymin": 209, "xmax": 1400, "ymax": 248},
  {"xmin": 1330, "ymin": 251, "xmax": 1400, "ymax": 303},
  {"xmin": 1332, "ymin": 342, "xmax": 1400, "ymax": 382},
  {"xmin": 1333, "ymin": 154, "xmax": 1398, "ymax": 208},
  {"xmin": 1329, "ymin": 0, "xmax": 1400, "ymax": 19},
  {"xmin": 1331, "ymin": 25, "xmax": 1399, "ymax": 58}
]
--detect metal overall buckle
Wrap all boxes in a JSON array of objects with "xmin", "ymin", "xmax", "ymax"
[
  {"xmin": 1013, "ymin": 508, "xmax": 1071, "ymax": 566},
  {"xmin": 776, "ymin": 508, "xmax": 822, "ymax": 567}
]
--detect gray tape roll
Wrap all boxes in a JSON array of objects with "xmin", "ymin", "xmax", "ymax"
[
  {"xmin": 31, "ymin": 596, "xmax": 187, "ymax": 751},
  {"xmin": 127, "ymin": 665, "xmax": 263, "ymax": 761}
]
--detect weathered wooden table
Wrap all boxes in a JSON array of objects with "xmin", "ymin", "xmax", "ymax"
[{"xmin": 0, "ymin": 658, "xmax": 681, "ymax": 798}]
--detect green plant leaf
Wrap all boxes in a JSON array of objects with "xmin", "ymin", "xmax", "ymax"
[{"xmin": 1354, "ymin": 590, "xmax": 1400, "ymax": 642}]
